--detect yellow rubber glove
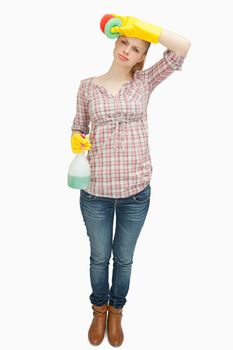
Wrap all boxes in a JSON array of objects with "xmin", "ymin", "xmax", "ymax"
[
  {"xmin": 71, "ymin": 132, "xmax": 92, "ymax": 153},
  {"xmin": 110, "ymin": 14, "xmax": 163, "ymax": 44}
]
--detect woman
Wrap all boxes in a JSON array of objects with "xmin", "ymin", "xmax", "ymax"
[{"xmin": 71, "ymin": 15, "xmax": 191, "ymax": 346}]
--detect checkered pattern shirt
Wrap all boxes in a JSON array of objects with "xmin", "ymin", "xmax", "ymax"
[{"xmin": 71, "ymin": 49, "xmax": 185, "ymax": 198}]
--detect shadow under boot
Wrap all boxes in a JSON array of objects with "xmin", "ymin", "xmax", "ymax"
[
  {"xmin": 88, "ymin": 304, "xmax": 108, "ymax": 345},
  {"xmin": 107, "ymin": 305, "xmax": 124, "ymax": 347}
]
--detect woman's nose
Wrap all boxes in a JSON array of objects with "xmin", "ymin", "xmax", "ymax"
[{"xmin": 123, "ymin": 48, "xmax": 130, "ymax": 55}]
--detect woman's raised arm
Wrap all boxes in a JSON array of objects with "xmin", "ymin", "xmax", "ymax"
[{"xmin": 159, "ymin": 28, "xmax": 191, "ymax": 57}]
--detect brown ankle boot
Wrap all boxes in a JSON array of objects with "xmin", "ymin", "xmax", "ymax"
[
  {"xmin": 107, "ymin": 305, "xmax": 124, "ymax": 347},
  {"xmin": 88, "ymin": 304, "xmax": 108, "ymax": 345}
]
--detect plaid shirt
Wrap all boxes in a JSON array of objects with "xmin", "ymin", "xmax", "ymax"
[{"xmin": 71, "ymin": 49, "xmax": 185, "ymax": 198}]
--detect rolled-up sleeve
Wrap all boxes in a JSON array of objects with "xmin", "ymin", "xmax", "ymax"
[
  {"xmin": 138, "ymin": 49, "xmax": 185, "ymax": 94},
  {"xmin": 71, "ymin": 80, "xmax": 90, "ymax": 134}
]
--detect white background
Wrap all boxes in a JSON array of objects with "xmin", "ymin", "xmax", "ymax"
[{"xmin": 0, "ymin": 0, "xmax": 232, "ymax": 349}]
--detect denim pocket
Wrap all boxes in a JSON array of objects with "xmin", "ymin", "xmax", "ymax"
[
  {"xmin": 80, "ymin": 189, "xmax": 97, "ymax": 200},
  {"xmin": 133, "ymin": 184, "xmax": 151, "ymax": 202}
]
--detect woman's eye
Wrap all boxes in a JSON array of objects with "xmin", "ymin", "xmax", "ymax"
[{"xmin": 121, "ymin": 40, "xmax": 139, "ymax": 52}]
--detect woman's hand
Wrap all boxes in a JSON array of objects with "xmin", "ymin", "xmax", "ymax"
[
  {"xmin": 110, "ymin": 14, "xmax": 163, "ymax": 44},
  {"xmin": 71, "ymin": 132, "xmax": 92, "ymax": 153}
]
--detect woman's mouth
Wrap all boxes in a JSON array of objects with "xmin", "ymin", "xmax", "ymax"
[{"xmin": 119, "ymin": 54, "xmax": 129, "ymax": 61}]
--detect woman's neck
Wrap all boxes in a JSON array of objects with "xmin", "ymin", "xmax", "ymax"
[{"xmin": 103, "ymin": 63, "xmax": 133, "ymax": 82}]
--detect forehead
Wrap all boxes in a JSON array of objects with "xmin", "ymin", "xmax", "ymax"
[{"xmin": 119, "ymin": 35, "xmax": 147, "ymax": 49}]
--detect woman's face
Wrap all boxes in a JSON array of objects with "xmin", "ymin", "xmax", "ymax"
[{"xmin": 113, "ymin": 35, "xmax": 149, "ymax": 67}]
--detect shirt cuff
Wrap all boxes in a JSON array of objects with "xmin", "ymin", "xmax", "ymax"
[
  {"xmin": 71, "ymin": 128, "xmax": 86, "ymax": 134},
  {"xmin": 163, "ymin": 49, "xmax": 185, "ymax": 71}
]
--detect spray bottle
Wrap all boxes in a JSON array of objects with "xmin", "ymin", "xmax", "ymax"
[{"xmin": 67, "ymin": 133, "xmax": 91, "ymax": 189}]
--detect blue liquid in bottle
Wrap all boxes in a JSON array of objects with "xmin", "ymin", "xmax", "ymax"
[{"xmin": 68, "ymin": 175, "xmax": 90, "ymax": 189}]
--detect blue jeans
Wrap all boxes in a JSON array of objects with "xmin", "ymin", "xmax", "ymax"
[{"xmin": 79, "ymin": 184, "xmax": 151, "ymax": 309}]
